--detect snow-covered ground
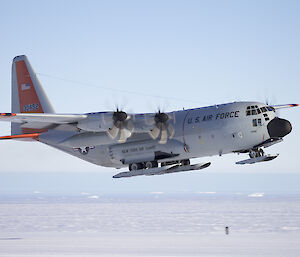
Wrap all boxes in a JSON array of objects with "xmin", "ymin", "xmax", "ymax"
[{"xmin": 0, "ymin": 194, "xmax": 300, "ymax": 256}]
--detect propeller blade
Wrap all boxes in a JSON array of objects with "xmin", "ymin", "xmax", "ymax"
[
  {"xmin": 167, "ymin": 124, "xmax": 175, "ymax": 138},
  {"xmin": 159, "ymin": 129, "xmax": 168, "ymax": 144},
  {"xmin": 125, "ymin": 120, "xmax": 134, "ymax": 133},
  {"xmin": 107, "ymin": 126, "xmax": 119, "ymax": 139},
  {"xmin": 149, "ymin": 126, "xmax": 160, "ymax": 139},
  {"xmin": 119, "ymin": 128, "xmax": 131, "ymax": 143},
  {"xmin": 147, "ymin": 111, "xmax": 176, "ymax": 144}
]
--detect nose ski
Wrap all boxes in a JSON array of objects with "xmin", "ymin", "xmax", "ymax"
[{"xmin": 236, "ymin": 154, "xmax": 279, "ymax": 165}]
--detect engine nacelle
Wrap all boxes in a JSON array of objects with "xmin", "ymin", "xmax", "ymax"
[{"xmin": 77, "ymin": 113, "xmax": 113, "ymax": 132}]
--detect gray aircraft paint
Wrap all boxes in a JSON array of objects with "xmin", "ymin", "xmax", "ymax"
[
  {"xmin": 1, "ymin": 55, "xmax": 296, "ymax": 172},
  {"xmin": 38, "ymin": 101, "xmax": 275, "ymax": 168}
]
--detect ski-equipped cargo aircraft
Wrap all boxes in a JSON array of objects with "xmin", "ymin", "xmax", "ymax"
[{"xmin": 0, "ymin": 55, "xmax": 298, "ymax": 178}]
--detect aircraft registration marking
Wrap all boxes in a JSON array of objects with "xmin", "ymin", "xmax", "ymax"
[{"xmin": 23, "ymin": 103, "xmax": 40, "ymax": 112}]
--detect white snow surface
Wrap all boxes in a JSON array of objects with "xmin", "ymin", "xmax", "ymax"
[{"xmin": 0, "ymin": 195, "xmax": 300, "ymax": 256}]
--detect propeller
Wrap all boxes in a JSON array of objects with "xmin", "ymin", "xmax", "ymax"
[
  {"xmin": 106, "ymin": 109, "xmax": 134, "ymax": 143},
  {"xmin": 147, "ymin": 110, "xmax": 175, "ymax": 144}
]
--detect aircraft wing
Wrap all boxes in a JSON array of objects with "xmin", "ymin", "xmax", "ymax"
[
  {"xmin": 0, "ymin": 111, "xmax": 175, "ymax": 143},
  {"xmin": 0, "ymin": 112, "xmax": 87, "ymax": 127},
  {"xmin": 0, "ymin": 112, "xmax": 155, "ymax": 131},
  {"xmin": 270, "ymin": 104, "xmax": 299, "ymax": 110}
]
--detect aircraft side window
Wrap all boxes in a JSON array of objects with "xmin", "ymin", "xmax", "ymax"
[
  {"xmin": 258, "ymin": 118, "xmax": 262, "ymax": 126},
  {"xmin": 252, "ymin": 119, "xmax": 257, "ymax": 127}
]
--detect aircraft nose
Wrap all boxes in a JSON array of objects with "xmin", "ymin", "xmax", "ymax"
[{"xmin": 267, "ymin": 117, "xmax": 292, "ymax": 138}]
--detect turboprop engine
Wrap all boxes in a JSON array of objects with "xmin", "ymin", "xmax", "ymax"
[
  {"xmin": 145, "ymin": 111, "xmax": 176, "ymax": 144},
  {"xmin": 76, "ymin": 110, "xmax": 134, "ymax": 143}
]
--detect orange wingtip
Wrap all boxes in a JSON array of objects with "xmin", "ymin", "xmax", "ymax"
[
  {"xmin": 0, "ymin": 113, "xmax": 16, "ymax": 117},
  {"xmin": 0, "ymin": 133, "xmax": 40, "ymax": 140}
]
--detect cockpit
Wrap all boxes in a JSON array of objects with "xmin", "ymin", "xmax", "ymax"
[
  {"xmin": 246, "ymin": 105, "xmax": 274, "ymax": 116},
  {"xmin": 246, "ymin": 105, "xmax": 275, "ymax": 122}
]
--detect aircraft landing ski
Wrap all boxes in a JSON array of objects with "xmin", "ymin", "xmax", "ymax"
[
  {"xmin": 113, "ymin": 162, "xmax": 211, "ymax": 178},
  {"xmin": 236, "ymin": 154, "xmax": 279, "ymax": 165}
]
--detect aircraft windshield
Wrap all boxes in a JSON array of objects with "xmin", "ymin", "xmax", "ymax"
[{"xmin": 246, "ymin": 105, "xmax": 274, "ymax": 116}]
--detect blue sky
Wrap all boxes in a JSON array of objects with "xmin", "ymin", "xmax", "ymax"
[{"xmin": 0, "ymin": 0, "xmax": 299, "ymax": 193}]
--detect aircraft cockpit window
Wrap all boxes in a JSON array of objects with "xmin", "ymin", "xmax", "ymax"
[
  {"xmin": 258, "ymin": 118, "xmax": 262, "ymax": 126},
  {"xmin": 246, "ymin": 105, "xmax": 262, "ymax": 116},
  {"xmin": 252, "ymin": 118, "xmax": 262, "ymax": 127},
  {"xmin": 261, "ymin": 107, "xmax": 267, "ymax": 112},
  {"xmin": 252, "ymin": 119, "xmax": 257, "ymax": 127}
]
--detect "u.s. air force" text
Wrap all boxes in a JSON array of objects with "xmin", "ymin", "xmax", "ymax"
[{"xmin": 187, "ymin": 111, "xmax": 239, "ymax": 124}]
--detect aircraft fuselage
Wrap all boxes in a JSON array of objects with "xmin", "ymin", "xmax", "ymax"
[{"xmin": 39, "ymin": 101, "xmax": 289, "ymax": 169}]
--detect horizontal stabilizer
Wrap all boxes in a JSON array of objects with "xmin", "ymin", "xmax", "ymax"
[
  {"xmin": 0, "ymin": 112, "xmax": 87, "ymax": 124},
  {"xmin": 0, "ymin": 133, "xmax": 40, "ymax": 140},
  {"xmin": 113, "ymin": 162, "xmax": 211, "ymax": 178}
]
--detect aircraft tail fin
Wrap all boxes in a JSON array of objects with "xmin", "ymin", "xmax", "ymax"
[{"xmin": 11, "ymin": 55, "xmax": 55, "ymax": 134}]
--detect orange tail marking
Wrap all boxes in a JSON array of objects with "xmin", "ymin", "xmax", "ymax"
[
  {"xmin": 15, "ymin": 60, "xmax": 44, "ymax": 113},
  {"xmin": 15, "ymin": 60, "xmax": 47, "ymax": 134}
]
